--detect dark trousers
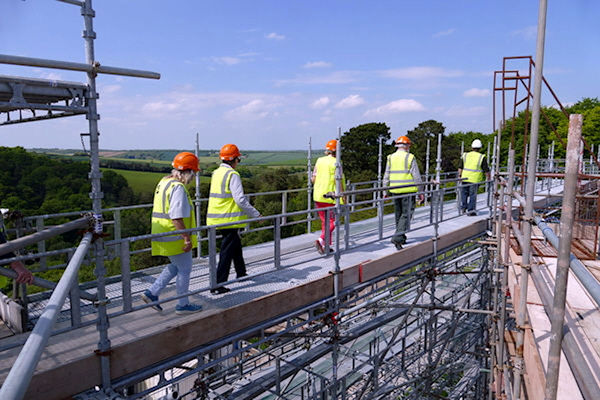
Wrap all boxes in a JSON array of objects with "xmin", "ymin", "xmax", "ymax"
[
  {"xmin": 216, "ymin": 228, "xmax": 246, "ymax": 284},
  {"xmin": 461, "ymin": 183, "xmax": 479, "ymax": 212},
  {"xmin": 392, "ymin": 195, "xmax": 415, "ymax": 245}
]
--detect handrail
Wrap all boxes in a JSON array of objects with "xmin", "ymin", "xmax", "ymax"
[
  {"xmin": 0, "ymin": 232, "xmax": 93, "ymax": 400},
  {"xmin": 0, "ymin": 215, "xmax": 93, "ymax": 257}
]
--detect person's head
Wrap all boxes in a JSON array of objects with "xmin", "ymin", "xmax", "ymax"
[
  {"xmin": 171, "ymin": 152, "xmax": 199, "ymax": 184},
  {"xmin": 471, "ymin": 139, "xmax": 483, "ymax": 150},
  {"xmin": 220, "ymin": 143, "xmax": 242, "ymax": 167},
  {"xmin": 395, "ymin": 135, "xmax": 411, "ymax": 150},
  {"xmin": 325, "ymin": 139, "xmax": 338, "ymax": 155}
]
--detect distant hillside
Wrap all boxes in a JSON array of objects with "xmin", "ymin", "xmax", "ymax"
[{"xmin": 30, "ymin": 149, "xmax": 317, "ymax": 167}]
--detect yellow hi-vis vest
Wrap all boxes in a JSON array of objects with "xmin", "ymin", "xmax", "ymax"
[
  {"xmin": 388, "ymin": 151, "xmax": 417, "ymax": 194},
  {"xmin": 151, "ymin": 177, "xmax": 198, "ymax": 256},
  {"xmin": 206, "ymin": 166, "xmax": 247, "ymax": 229},
  {"xmin": 461, "ymin": 151, "xmax": 485, "ymax": 183},
  {"xmin": 313, "ymin": 155, "xmax": 345, "ymax": 204}
]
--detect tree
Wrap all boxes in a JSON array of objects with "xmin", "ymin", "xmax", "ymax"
[
  {"xmin": 406, "ymin": 120, "xmax": 445, "ymax": 173},
  {"xmin": 340, "ymin": 122, "xmax": 394, "ymax": 183}
]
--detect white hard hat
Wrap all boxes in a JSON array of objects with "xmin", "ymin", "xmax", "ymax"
[{"xmin": 471, "ymin": 139, "xmax": 482, "ymax": 148}]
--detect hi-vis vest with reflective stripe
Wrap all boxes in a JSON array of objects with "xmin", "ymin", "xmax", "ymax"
[
  {"xmin": 388, "ymin": 151, "xmax": 417, "ymax": 193},
  {"xmin": 151, "ymin": 177, "xmax": 198, "ymax": 256},
  {"xmin": 313, "ymin": 155, "xmax": 345, "ymax": 205},
  {"xmin": 206, "ymin": 166, "xmax": 247, "ymax": 229},
  {"xmin": 461, "ymin": 151, "xmax": 485, "ymax": 183}
]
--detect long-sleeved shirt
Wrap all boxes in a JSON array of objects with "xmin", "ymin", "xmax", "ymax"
[
  {"xmin": 382, "ymin": 150, "xmax": 423, "ymax": 191},
  {"xmin": 220, "ymin": 163, "xmax": 260, "ymax": 218}
]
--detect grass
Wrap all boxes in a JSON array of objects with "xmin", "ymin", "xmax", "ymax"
[{"xmin": 102, "ymin": 168, "xmax": 211, "ymax": 194}]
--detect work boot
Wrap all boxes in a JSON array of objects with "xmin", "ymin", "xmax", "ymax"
[
  {"xmin": 210, "ymin": 286, "xmax": 231, "ymax": 295},
  {"xmin": 468, "ymin": 210, "xmax": 477, "ymax": 216},
  {"xmin": 175, "ymin": 303, "xmax": 203, "ymax": 315},
  {"xmin": 315, "ymin": 239, "xmax": 325, "ymax": 255},
  {"xmin": 141, "ymin": 290, "xmax": 163, "ymax": 312}
]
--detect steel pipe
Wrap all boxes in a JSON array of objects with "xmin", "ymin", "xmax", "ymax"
[
  {"xmin": 0, "ymin": 54, "xmax": 160, "ymax": 80},
  {"xmin": 0, "ymin": 232, "xmax": 93, "ymax": 400},
  {"xmin": 0, "ymin": 216, "xmax": 93, "ymax": 257}
]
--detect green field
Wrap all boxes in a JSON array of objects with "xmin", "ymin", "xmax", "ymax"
[{"xmin": 102, "ymin": 168, "xmax": 211, "ymax": 194}]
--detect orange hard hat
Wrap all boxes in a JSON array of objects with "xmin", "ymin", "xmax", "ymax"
[
  {"xmin": 219, "ymin": 143, "xmax": 241, "ymax": 161},
  {"xmin": 172, "ymin": 152, "xmax": 199, "ymax": 172},
  {"xmin": 325, "ymin": 139, "xmax": 338, "ymax": 152},
  {"xmin": 395, "ymin": 136, "xmax": 411, "ymax": 145}
]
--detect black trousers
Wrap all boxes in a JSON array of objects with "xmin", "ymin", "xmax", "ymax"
[{"xmin": 216, "ymin": 228, "xmax": 246, "ymax": 284}]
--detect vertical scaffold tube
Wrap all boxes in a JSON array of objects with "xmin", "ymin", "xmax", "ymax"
[
  {"xmin": 544, "ymin": 114, "xmax": 582, "ymax": 400},
  {"xmin": 514, "ymin": 1, "xmax": 547, "ymax": 398}
]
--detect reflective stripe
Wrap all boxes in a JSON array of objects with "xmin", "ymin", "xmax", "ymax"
[
  {"xmin": 161, "ymin": 179, "xmax": 178, "ymax": 215},
  {"xmin": 388, "ymin": 151, "xmax": 417, "ymax": 193},
  {"xmin": 210, "ymin": 193, "xmax": 233, "ymax": 198},
  {"xmin": 152, "ymin": 212, "xmax": 170, "ymax": 218},
  {"xmin": 152, "ymin": 235, "xmax": 181, "ymax": 242},
  {"xmin": 206, "ymin": 211, "xmax": 246, "ymax": 218},
  {"xmin": 462, "ymin": 167, "xmax": 483, "ymax": 172},
  {"xmin": 221, "ymin": 169, "xmax": 235, "ymax": 194}
]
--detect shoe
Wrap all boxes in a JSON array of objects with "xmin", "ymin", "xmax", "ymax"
[
  {"xmin": 175, "ymin": 303, "xmax": 203, "ymax": 315},
  {"xmin": 460, "ymin": 209, "xmax": 467, "ymax": 215},
  {"xmin": 394, "ymin": 242, "xmax": 403, "ymax": 250},
  {"xmin": 315, "ymin": 240, "xmax": 325, "ymax": 255},
  {"xmin": 468, "ymin": 210, "xmax": 477, "ymax": 216},
  {"xmin": 141, "ymin": 290, "xmax": 163, "ymax": 312},
  {"xmin": 210, "ymin": 286, "xmax": 231, "ymax": 295}
]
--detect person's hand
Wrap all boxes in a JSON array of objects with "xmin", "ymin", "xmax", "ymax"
[
  {"xmin": 11, "ymin": 261, "xmax": 34, "ymax": 285},
  {"xmin": 182, "ymin": 236, "xmax": 193, "ymax": 252},
  {"xmin": 417, "ymin": 194, "xmax": 425, "ymax": 204}
]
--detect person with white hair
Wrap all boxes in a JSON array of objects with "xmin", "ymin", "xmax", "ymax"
[
  {"xmin": 458, "ymin": 139, "xmax": 490, "ymax": 216},
  {"xmin": 143, "ymin": 152, "xmax": 203, "ymax": 315}
]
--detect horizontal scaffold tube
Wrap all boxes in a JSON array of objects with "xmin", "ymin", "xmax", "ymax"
[
  {"xmin": 0, "ymin": 54, "xmax": 160, "ymax": 80},
  {"xmin": 0, "ymin": 232, "xmax": 93, "ymax": 400},
  {"xmin": 0, "ymin": 215, "xmax": 93, "ymax": 258}
]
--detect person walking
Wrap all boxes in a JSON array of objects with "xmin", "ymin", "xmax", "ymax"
[
  {"xmin": 383, "ymin": 135, "xmax": 424, "ymax": 250},
  {"xmin": 142, "ymin": 152, "xmax": 203, "ymax": 315},
  {"xmin": 206, "ymin": 144, "xmax": 260, "ymax": 294},
  {"xmin": 311, "ymin": 139, "xmax": 345, "ymax": 255},
  {"xmin": 458, "ymin": 139, "xmax": 490, "ymax": 216}
]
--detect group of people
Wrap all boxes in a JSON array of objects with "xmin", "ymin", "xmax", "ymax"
[
  {"xmin": 142, "ymin": 144, "xmax": 261, "ymax": 315},
  {"xmin": 1, "ymin": 138, "xmax": 489, "ymax": 317},
  {"xmin": 313, "ymin": 136, "xmax": 490, "ymax": 252}
]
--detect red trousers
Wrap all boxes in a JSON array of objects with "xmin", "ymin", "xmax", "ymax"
[{"xmin": 315, "ymin": 201, "xmax": 336, "ymax": 245}]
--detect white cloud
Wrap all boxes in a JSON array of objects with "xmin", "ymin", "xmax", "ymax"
[
  {"xmin": 276, "ymin": 71, "xmax": 359, "ymax": 86},
  {"xmin": 511, "ymin": 26, "xmax": 537, "ymax": 41},
  {"xmin": 380, "ymin": 67, "xmax": 463, "ymax": 80},
  {"xmin": 212, "ymin": 56, "xmax": 242, "ymax": 65},
  {"xmin": 335, "ymin": 94, "xmax": 365, "ymax": 109},
  {"xmin": 433, "ymin": 28, "xmax": 456, "ymax": 38},
  {"xmin": 225, "ymin": 99, "xmax": 272, "ymax": 120},
  {"xmin": 463, "ymin": 88, "xmax": 490, "ymax": 97},
  {"xmin": 303, "ymin": 61, "xmax": 332, "ymax": 69},
  {"xmin": 265, "ymin": 32, "xmax": 285, "ymax": 40},
  {"xmin": 311, "ymin": 96, "xmax": 330, "ymax": 109},
  {"xmin": 101, "ymin": 84, "xmax": 122, "ymax": 94},
  {"xmin": 366, "ymin": 99, "xmax": 425, "ymax": 115}
]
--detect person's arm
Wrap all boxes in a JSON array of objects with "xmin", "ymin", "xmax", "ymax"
[
  {"xmin": 458, "ymin": 153, "xmax": 464, "ymax": 181},
  {"xmin": 168, "ymin": 185, "xmax": 193, "ymax": 252},
  {"xmin": 481, "ymin": 156, "xmax": 491, "ymax": 181},
  {"xmin": 230, "ymin": 173, "xmax": 261, "ymax": 218},
  {"xmin": 410, "ymin": 160, "xmax": 425, "ymax": 202},
  {"xmin": 172, "ymin": 218, "xmax": 192, "ymax": 252},
  {"xmin": 311, "ymin": 164, "xmax": 317, "ymax": 184}
]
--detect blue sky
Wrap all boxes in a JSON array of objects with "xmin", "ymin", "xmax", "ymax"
[{"xmin": 1, "ymin": 0, "xmax": 598, "ymax": 151}]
